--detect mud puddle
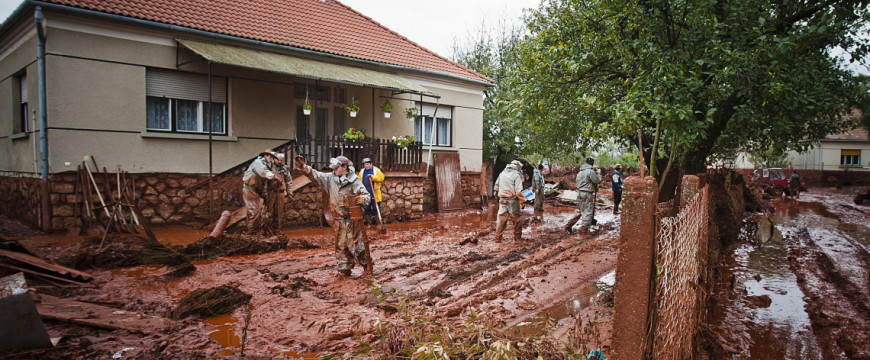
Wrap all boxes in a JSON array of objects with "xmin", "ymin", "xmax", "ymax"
[
  {"xmin": 505, "ymin": 270, "xmax": 615, "ymax": 338},
  {"xmin": 711, "ymin": 187, "xmax": 870, "ymax": 359}
]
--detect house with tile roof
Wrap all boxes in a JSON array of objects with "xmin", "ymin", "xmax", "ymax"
[
  {"xmin": 786, "ymin": 125, "xmax": 870, "ymax": 171},
  {"xmin": 0, "ymin": 0, "xmax": 493, "ymax": 230}
]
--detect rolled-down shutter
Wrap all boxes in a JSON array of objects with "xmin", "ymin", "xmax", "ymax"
[
  {"xmin": 20, "ymin": 74, "xmax": 27, "ymax": 103},
  {"xmin": 146, "ymin": 68, "xmax": 226, "ymax": 102},
  {"xmin": 419, "ymin": 103, "xmax": 452, "ymax": 119}
]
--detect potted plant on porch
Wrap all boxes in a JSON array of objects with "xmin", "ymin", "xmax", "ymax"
[
  {"xmin": 391, "ymin": 135, "xmax": 414, "ymax": 149},
  {"xmin": 342, "ymin": 127, "xmax": 366, "ymax": 145},
  {"xmin": 344, "ymin": 98, "xmax": 360, "ymax": 118},
  {"xmin": 302, "ymin": 101, "xmax": 313, "ymax": 115},
  {"xmin": 381, "ymin": 99, "xmax": 393, "ymax": 118}
]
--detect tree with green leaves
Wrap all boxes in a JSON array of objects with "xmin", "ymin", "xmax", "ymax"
[
  {"xmin": 451, "ymin": 21, "xmax": 527, "ymax": 164},
  {"xmin": 508, "ymin": 0, "xmax": 869, "ymax": 188}
]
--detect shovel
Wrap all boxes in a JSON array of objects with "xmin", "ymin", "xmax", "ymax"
[{"xmin": 368, "ymin": 175, "xmax": 387, "ymax": 234}]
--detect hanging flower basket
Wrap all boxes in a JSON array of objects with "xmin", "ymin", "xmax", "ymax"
[
  {"xmin": 405, "ymin": 106, "xmax": 419, "ymax": 120},
  {"xmin": 381, "ymin": 99, "xmax": 393, "ymax": 118},
  {"xmin": 344, "ymin": 98, "xmax": 360, "ymax": 118},
  {"xmin": 302, "ymin": 102, "xmax": 313, "ymax": 115}
]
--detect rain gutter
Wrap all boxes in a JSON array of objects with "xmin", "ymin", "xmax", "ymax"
[
  {"xmin": 26, "ymin": 0, "xmax": 495, "ymax": 89},
  {"xmin": 35, "ymin": 5, "xmax": 49, "ymax": 231}
]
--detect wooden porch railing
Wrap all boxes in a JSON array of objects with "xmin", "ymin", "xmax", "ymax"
[{"xmin": 295, "ymin": 136, "xmax": 423, "ymax": 172}]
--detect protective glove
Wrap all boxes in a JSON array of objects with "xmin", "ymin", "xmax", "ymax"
[{"xmin": 356, "ymin": 196, "xmax": 366, "ymax": 205}]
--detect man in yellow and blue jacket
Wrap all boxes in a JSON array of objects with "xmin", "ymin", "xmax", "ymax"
[{"xmin": 358, "ymin": 157, "xmax": 385, "ymax": 224}]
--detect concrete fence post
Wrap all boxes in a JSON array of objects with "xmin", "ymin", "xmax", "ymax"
[
  {"xmin": 612, "ymin": 176, "xmax": 658, "ymax": 360},
  {"xmin": 681, "ymin": 175, "xmax": 701, "ymax": 208}
]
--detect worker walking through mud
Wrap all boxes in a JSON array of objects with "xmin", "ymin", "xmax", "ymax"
[
  {"xmin": 789, "ymin": 171, "xmax": 801, "ymax": 198},
  {"xmin": 267, "ymin": 153, "xmax": 293, "ymax": 230},
  {"xmin": 564, "ymin": 157, "xmax": 602, "ymax": 235},
  {"xmin": 493, "ymin": 160, "xmax": 526, "ymax": 242},
  {"xmin": 358, "ymin": 158, "xmax": 385, "ymax": 225},
  {"xmin": 242, "ymin": 150, "xmax": 285, "ymax": 235},
  {"xmin": 612, "ymin": 164, "xmax": 623, "ymax": 215},
  {"xmin": 532, "ymin": 164, "xmax": 545, "ymax": 223},
  {"xmin": 295, "ymin": 155, "xmax": 371, "ymax": 276}
]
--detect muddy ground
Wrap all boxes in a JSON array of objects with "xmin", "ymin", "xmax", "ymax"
[
  {"xmin": 0, "ymin": 197, "xmax": 619, "ymax": 359},
  {"xmin": 706, "ymin": 185, "xmax": 870, "ymax": 359}
]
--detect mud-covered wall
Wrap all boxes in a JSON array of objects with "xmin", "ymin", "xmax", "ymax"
[
  {"xmin": 2, "ymin": 170, "xmax": 481, "ymax": 231},
  {"xmin": 736, "ymin": 169, "xmax": 870, "ymax": 187},
  {"xmin": 0, "ymin": 174, "xmax": 42, "ymax": 229}
]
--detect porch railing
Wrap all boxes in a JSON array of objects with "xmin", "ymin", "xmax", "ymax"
[{"xmin": 295, "ymin": 136, "xmax": 423, "ymax": 172}]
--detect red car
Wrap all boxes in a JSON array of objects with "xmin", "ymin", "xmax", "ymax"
[{"xmin": 762, "ymin": 168, "xmax": 789, "ymax": 196}]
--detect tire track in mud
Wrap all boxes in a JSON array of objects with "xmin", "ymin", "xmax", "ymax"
[{"xmin": 784, "ymin": 227, "xmax": 870, "ymax": 359}]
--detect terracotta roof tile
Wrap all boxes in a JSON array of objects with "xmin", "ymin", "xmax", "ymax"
[{"xmin": 43, "ymin": 0, "xmax": 492, "ymax": 84}]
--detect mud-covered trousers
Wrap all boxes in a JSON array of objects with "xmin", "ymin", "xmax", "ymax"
[
  {"xmin": 334, "ymin": 218, "xmax": 366, "ymax": 272},
  {"xmin": 495, "ymin": 198, "xmax": 525, "ymax": 240},
  {"xmin": 243, "ymin": 186, "xmax": 267, "ymax": 234},
  {"xmin": 533, "ymin": 188, "xmax": 544, "ymax": 218},
  {"xmin": 564, "ymin": 190, "xmax": 595, "ymax": 230}
]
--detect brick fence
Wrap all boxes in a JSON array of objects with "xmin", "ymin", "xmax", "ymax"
[{"xmin": 0, "ymin": 171, "xmax": 482, "ymax": 232}]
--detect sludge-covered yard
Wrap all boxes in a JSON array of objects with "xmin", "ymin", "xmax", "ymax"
[
  {"xmin": 0, "ymin": 194, "xmax": 620, "ymax": 359},
  {"xmin": 3, "ymin": 175, "xmax": 870, "ymax": 359}
]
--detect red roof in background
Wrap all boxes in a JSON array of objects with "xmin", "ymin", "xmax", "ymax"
[
  {"xmin": 827, "ymin": 127, "xmax": 869, "ymax": 141},
  {"xmin": 41, "ymin": 0, "xmax": 493, "ymax": 84}
]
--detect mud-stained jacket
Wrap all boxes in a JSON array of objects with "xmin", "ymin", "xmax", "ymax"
[
  {"xmin": 533, "ymin": 168, "xmax": 544, "ymax": 191},
  {"xmin": 302, "ymin": 165, "xmax": 371, "ymax": 219},
  {"xmin": 575, "ymin": 163, "xmax": 602, "ymax": 193},
  {"xmin": 242, "ymin": 156, "xmax": 276, "ymax": 192},
  {"xmin": 494, "ymin": 164, "xmax": 525, "ymax": 201}
]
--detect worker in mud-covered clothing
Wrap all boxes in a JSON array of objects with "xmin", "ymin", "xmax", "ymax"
[
  {"xmin": 789, "ymin": 171, "xmax": 801, "ymax": 198},
  {"xmin": 357, "ymin": 158, "xmax": 385, "ymax": 225},
  {"xmin": 612, "ymin": 164, "xmax": 624, "ymax": 215},
  {"xmin": 564, "ymin": 157, "xmax": 602, "ymax": 235},
  {"xmin": 295, "ymin": 155, "xmax": 371, "ymax": 276},
  {"xmin": 493, "ymin": 160, "xmax": 526, "ymax": 242},
  {"xmin": 242, "ymin": 150, "xmax": 284, "ymax": 235},
  {"xmin": 532, "ymin": 164, "xmax": 545, "ymax": 223},
  {"xmin": 267, "ymin": 153, "xmax": 293, "ymax": 230}
]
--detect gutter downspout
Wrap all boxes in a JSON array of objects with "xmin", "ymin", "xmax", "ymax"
[
  {"xmin": 425, "ymin": 97, "xmax": 440, "ymax": 175},
  {"xmin": 36, "ymin": 6, "xmax": 50, "ymax": 231}
]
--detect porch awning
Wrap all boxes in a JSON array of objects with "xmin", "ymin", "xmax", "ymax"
[{"xmin": 176, "ymin": 38, "xmax": 438, "ymax": 97}]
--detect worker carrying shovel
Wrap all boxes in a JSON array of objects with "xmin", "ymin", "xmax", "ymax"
[{"xmin": 295, "ymin": 155, "xmax": 371, "ymax": 277}]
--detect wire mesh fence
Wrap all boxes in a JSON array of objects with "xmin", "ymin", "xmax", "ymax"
[{"xmin": 651, "ymin": 185, "xmax": 710, "ymax": 359}]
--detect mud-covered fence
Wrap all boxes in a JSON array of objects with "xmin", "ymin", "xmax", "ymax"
[{"xmin": 650, "ymin": 184, "xmax": 710, "ymax": 359}]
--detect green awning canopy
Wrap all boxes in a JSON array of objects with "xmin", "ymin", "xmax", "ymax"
[{"xmin": 177, "ymin": 38, "xmax": 438, "ymax": 97}]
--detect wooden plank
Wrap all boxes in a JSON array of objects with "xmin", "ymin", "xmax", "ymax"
[
  {"xmin": 0, "ymin": 249, "xmax": 93, "ymax": 282},
  {"xmin": 35, "ymin": 294, "xmax": 174, "ymax": 334},
  {"xmin": 434, "ymin": 153, "xmax": 463, "ymax": 212}
]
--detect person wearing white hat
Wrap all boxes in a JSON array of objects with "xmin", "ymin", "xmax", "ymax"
[
  {"xmin": 242, "ymin": 150, "xmax": 282, "ymax": 235},
  {"xmin": 493, "ymin": 160, "xmax": 527, "ymax": 242},
  {"xmin": 295, "ymin": 155, "xmax": 371, "ymax": 276}
]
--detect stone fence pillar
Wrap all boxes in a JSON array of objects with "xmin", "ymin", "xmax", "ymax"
[{"xmin": 612, "ymin": 176, "xmax": 658, "ymax": 360}]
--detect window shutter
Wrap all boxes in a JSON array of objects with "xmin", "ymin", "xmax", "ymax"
[
  {"xmin": 19, "ymin": 74, "xmax": 27, "ymax": 103},
  {"xmin": 420, "ymin": 103, "xmax": 452, "ymax": 119},
  {"xmin": 146, "ymin": 68, "xmax": 226, "ymax": 102}
]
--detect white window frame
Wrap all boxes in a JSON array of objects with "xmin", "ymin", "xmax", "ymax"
[
  {"xmin": 840, "ymin": 150, "xmax": 861, "ymax": 167},
  {"xmin": 145, "ymin": 68, "xmax": 227, "ymax": 135},
  {"xmin": 414, "ymin": 103, "xmax": 452, "ymax": 147},
  {"xmin": 146, "ymin": 97, "xmax": 226, "ymax": 134}
]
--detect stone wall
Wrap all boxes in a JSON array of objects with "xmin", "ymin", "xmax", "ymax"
[
  {"xmin": 3, "ymin": 169, "xmax": 482, "ymax": 232},
  {"xmin": 0, "ymin": 174, "xmax": 43, "ymax": 229}
]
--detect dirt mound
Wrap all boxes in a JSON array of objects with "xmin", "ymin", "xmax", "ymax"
[
  {"xmin": 57, "ymin": 235, "xmax": 191, "ymax": 272},
  {"xmin": 170, "ymin": 285, "xmax": 251, "ymax": 320},
  {"xmin": 177, "ymin": 234, "xmax": 314, "ymax": 259}
]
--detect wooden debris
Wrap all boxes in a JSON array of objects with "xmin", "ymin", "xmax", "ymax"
[{"xmin": 35, "ymin": 294, "xmax": 174, "ymax": 334}]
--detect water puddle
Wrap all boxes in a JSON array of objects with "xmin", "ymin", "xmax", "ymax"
[
  {"xmin": 713, "ymin": 195, "xmax": 870, "ymax": 358},
  {"xmin": 504, "ymin": 270, "xmax": 615, "ymax": 338},
  {"xmin": 203, "ymin": 314, "xmax": 240, "ymax": 355}
]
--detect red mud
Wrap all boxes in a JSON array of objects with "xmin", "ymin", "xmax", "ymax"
[
  {"xmin": 705, "ymin": 186, "xmax": 870, "ymax": 359},
  {"xmin": 0, "ymin": 199, "xmax": 619, "ymax": 359}
]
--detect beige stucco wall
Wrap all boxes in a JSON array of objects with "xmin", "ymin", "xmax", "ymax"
[
  {"xmin": 0, "ymin": 9, "xmax": 488, "ymax": 174},
  {"xmin": 0, "ymin": 17, "xmax": 39, "ymax": 173},
  {"xmin": 787, "ymin": 141, "xmax": 870, "ymax": 171}
]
